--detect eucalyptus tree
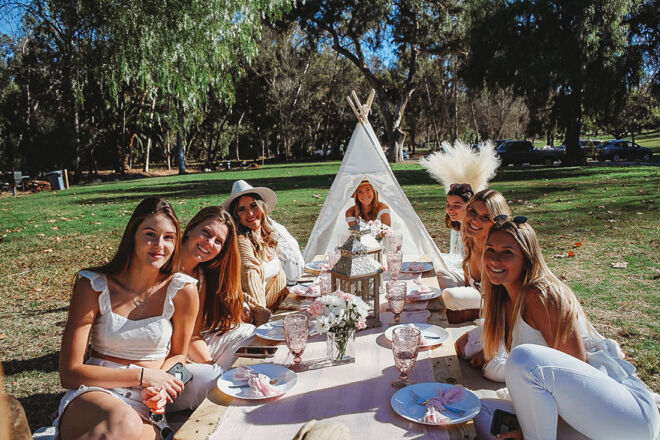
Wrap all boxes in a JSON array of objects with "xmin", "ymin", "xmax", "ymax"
[
  {"xmin": 293, "ymin": 0, "xmax": 464, "ymax": 162},
  {"xmin": 462, "ymin": 0, "xmax": 641, "ymax": 164}
]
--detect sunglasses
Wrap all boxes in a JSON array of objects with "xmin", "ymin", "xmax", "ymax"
[
  {"xmin": 493, "ymin": 215, "xmax": 529, "ymax": 225},
  {"xmin": 450, "ymin": 183, "xmax": 472, "ymax": 191}
]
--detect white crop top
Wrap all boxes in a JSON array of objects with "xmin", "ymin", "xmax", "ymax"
[
  {"xmin": 346, "ymin": 208, "xmax": 391, "ymax": 224},
  {"xmin": 263, "ymin": 255, "xmax": 282, "ymax": 282},
  {"xmin": 79, "ymin": 270, "xmax": 197, "ymax": 361}
]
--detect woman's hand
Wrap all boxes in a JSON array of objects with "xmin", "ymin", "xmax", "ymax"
[
  {"xmin": 455, "ymin": 333, "xmax": 469, "ymax": 358},
  {"xmin": 497, "ymin": 429, "xmax": 523, "ymax": 439},
  {"xmin": 141, "ymin": 367, "xmax": 184, "ymax": 400},
  {"xmin": 141, "ymin": 386, "xmax": 169, "ymax": 414},
  {"xmin": 470, "ymin": 350, "xmax": 486, "ymax": 368},
  {"xmin": 241, "ymin": 306, "xmax": 253, "ymax": 323}
]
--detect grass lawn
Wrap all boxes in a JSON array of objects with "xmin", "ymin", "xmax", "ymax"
[{"xmin": 1, "ymin": 161, "xmax": 659, "ymax": 431}]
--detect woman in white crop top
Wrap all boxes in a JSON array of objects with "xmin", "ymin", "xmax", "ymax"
[
  {"xmin": 57, "ymin": 198, "xmax": 199, "ymax": 440},
  {"xmin": 345, "ymin": 179, "xmax": 391, "ymax": 227},
  {"xmin": 473, "ymin": 217, "xmax": 659, "ymax": 440},
  {"xmin": 180, "ymin": 206, "xmax": 255, "ymax": 369}
]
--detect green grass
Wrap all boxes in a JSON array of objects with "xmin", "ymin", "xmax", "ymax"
[{"xmin": 1, "ymin": 161, "xmax": 659, "ymax": 431}]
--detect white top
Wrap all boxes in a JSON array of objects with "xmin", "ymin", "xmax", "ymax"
[
  {"xmin": 262, "ymin": 256, "xmax": 281, "ymax": 283},
  {"xmin": 449, "ymin": 228, "xmax": 465, "ymax": 256},
  {"xmin": 345, "ymin": 208, "xmax": 391, "ymax": 224},
  {"xmin": 79, "ymin": 270, "xmax": 197, "ymax": 361},
  {"xmin": 511, "ymin": 313, "xmax": 638, "ymax": 384}
]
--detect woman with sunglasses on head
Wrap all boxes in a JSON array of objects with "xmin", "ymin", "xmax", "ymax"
[
  {"xmin": 56, "ymin": 197, "xmax": 199, "ymax": 439},
  {"xmin": 345, "ymin": 179, "xmax": 391, "ymax": 227},
  {"xmin": 224, "ymin": 180, "xmax": 289, "ymax": 326},
  {"xmin": 474, "ymin": 217, "xmax": 659, "ymax": 440}
]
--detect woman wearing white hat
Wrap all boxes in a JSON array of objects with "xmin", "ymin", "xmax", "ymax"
[{"xmin": 223, "ymin": 180, "xmax": 290, "ymax": 325}]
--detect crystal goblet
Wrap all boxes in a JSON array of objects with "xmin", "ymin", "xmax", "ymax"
[
  {"xmin": 283, "ymin": 313, "xmax": 309, "ymax": 372},
  {"xmin": 385, "ymin": 231, "xmax": 403, "ymax": 252},
  {"xmin": 386, "ymin": 250, "xmax": 403, "ymax": 280},
  {"xmin": 391, "ymin": 326, "xmax": 421, "ymax": 388},
  {"xmin": 386, "ymin": 280, "xmax": 407, "ymax": 325},
  {"xmin": 318, "ymin": 271, "xmax": 332, "ymax": 295}
]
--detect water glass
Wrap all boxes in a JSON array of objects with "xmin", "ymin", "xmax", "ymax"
[
  {"xmin": 318, "ymin": 271, "xmax": 332, "ymax": 295},
  {"xmin": 391, "ymin": 326, "xmax": 421, "ymax": 388},
  {"xmin": 385, "ymin": 231, "xmax": 402, "ymax": 252},
  {"xmin": 283, "ymin": 313, "xmax": 309, "ymax": 372},
  {"xmin": 386, "ymin": 250, "xmax": 403, "ymax": 280},
  {"xmin": 386, "ymin": 280, "xmax": 407, "ymax": 325}
]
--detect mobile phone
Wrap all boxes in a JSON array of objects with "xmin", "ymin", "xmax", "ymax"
[
  {"xmin": 490, "ymin": 409, "xmax": 520, "ymax": 436},
  {"xmin": 166, "ymin": 362, "xmax": 193, "ymax": 385},
  {"xmin": 234, "ymin": 345, "xmax": 278, "ymax": 358}
]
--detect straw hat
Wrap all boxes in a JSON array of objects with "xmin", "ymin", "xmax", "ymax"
[{"xmin": 221, "ymin": 180, "xmax": 277, "ymax": 214}]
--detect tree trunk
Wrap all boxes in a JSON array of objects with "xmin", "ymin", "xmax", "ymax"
[
  {"xmin": 177, "ymin": 106, "xmax": 186, "ymax": 174},
  {"xmin": 561, "ymin": 92, "xmax": 585, "ymax": 165},
  {"xmin": 234, "ymin": 112, "xmax": 245, "ymax": 162},
  {"xmin": 166, "ymin": 138, "xmax": 171, "ymax": 170},
  {"xmin": 144, "ymin": 96, "xmax": 156, "ymax": 172}
]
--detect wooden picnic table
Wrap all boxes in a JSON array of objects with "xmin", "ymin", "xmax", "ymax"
[{"xmin": 175, "ymin": 256, "xmax": 476, "ymax": 440}]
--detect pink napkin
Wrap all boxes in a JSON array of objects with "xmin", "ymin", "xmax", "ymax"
[
  {"xmin": 406, "ymin": 323, "xmax": 429, "ymax": 346},
  {"xmin": 413, "ymin": 278, "xmax": 433, "ymax": 293},
  {"xmin": 233, "ymin": 366, "xmax": 278, "ymax": 397},
  {"xmin": 291, "ymin": 283, "xmax": 320, "ymax": 296},
  {"xmin": 422, "ymin": 385, "xmax": 465, "ymax": 424},
  {"xmin": 408, "ymin": 264, "xmax": 426, "ymax": 272}
]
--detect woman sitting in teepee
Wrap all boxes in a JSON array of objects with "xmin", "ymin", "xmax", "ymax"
[{"xmin": 345, "ymin": 179, "xmax": 391, "ymax": 227}]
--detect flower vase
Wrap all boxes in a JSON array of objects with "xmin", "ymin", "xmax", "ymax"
[{"xmin": 326, "ymin": 329, "xmax": 356, "ymax": 365}]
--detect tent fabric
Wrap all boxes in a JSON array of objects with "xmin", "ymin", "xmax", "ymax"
[{"xmin": 302, "ymin": 120, "xmax": 448, "ymax": 271}]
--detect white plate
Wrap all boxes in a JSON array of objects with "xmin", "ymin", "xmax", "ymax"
[
  {"xmin": 290, "ymin": 282, "xmax": 321, "ymax": 298},
  {"xmin": 400, "ymin": 262, "xmax": 434, "ymax": 273},
  {"xmin": 384, "ymin": 323, "xmax": 450, "ymax": 346},
  {"xmin": 305, "ymin": 260, "xmax": 331, "ymax": 273},
  {"xmin": 255, "ymin": 321, "xmax": 286, "ymax": 341},
  {"xmin": 391, "ymin": 383, "xmax": 481, "ymax": 425},
  {"xmin": 217, "ymin": 364, "xmax": 297, "ymax": 400},
  {"xmin": 406, "ymin": 286, "xmax": 442, "ymax": 301}
]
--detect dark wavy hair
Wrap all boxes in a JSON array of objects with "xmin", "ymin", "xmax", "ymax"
[
  {"xmin": 87, "ymin": 197, "xmax": 180, "ymax": 275},
  {"xmin": 444, "ymin": 184, "xmax": 475, "ymax": 231},
  {"xmin": 182, "ymin": 206, "xmax": 243, "ymax": 332}
]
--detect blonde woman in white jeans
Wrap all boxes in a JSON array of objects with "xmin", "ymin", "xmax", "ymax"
[{"xmin": 474, "ymin": 216, "xmax": 659, "ymax": 440}]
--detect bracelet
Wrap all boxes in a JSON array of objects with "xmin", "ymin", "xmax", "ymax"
[{"xmin": 139, "ymin": 367, "xmax": 144, "ymax": 387}]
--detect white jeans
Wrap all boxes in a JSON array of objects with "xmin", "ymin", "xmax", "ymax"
[{"xmin": 475, "ymin": 344, "xmax": 659, "ymax": 440}]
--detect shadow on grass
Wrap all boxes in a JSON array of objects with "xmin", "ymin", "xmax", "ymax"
[
  {"xmin": 4, "ymin": 352, "xmax": 60, "ymax": 375},
  {"xmin": 19, "ymin": 392, "xmax": 63, "ymax": 432}
]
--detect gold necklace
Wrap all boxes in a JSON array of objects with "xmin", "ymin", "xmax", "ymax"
[{"xmin": 133, "ymin": 282, "xmax": 159, "ymax": 311}]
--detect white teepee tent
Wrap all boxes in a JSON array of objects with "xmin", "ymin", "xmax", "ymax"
[{"xmin": 303, "ymin": 91, "xmax": 448, "ymax": 271}]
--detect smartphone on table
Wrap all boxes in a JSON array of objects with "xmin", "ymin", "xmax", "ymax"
[
  {"xmin": 490, "ymin": 408, "xmax": 520, "ymax": 436},
  {"xmin": 234, "ymin": 345, "xmax": 278, "ymax": 358}
]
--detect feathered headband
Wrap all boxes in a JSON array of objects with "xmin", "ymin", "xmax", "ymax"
[{"xmin": 419, "ymin": 140, "xmax": 501, "ymax": 193}]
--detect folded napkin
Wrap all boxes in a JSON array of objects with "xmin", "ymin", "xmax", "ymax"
[
  {"xmin": 233, "ymin": 366, "xmax": 278, "ymax": 397},
  {"xmin": 407, "ymin": 264, "xmax": 427, "ymax": 272},
  {"xmin": 406, "ymin": 323, "xmax": 429, "ymax": 346},
  {"xmin": 291, "ymin": 283, "xmax": 320, "ymax": 296},
  {"xmin": 422, "ymin": 385, "xmax": 465, "ymax": 424}
]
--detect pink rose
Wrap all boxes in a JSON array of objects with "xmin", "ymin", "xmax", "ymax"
[
  {"xmin": 308, "ymin": 301, "xmax": 324, "ymax": 318},
  {"xmin": 356, "ymin": 318, "xmax": 367, "ymax": 330}
]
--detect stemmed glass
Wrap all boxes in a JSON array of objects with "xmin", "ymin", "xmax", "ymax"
[
  {"xmin": 318, "ymin": 271, "xmax": 332, "ymax": 295},
  {"xmin": 391, "ymin": 326, "xmax": 421, "ymax": 388},
  {"xmin": 283, "ymin": 313, "xmax": 309, "ymax": 372},
  {"xmin": 386, "ymin": 250, "xmax": 403, "ymax": 280},
  {"xmin": 385, "ymin": 231, "xmax": 403, "ymax": 252},
  {"xmin": 386, "ymin": 280, "xmax": 407, "ymax": 325}
]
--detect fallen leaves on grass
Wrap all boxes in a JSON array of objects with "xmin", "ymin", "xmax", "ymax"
[
  {"xmin": 574, "ymin": 242, "xmax": 582, "ymax": 247},
  {"xmin": 312, "ymin": 194, "xmax": 321, "ymax": 199},
  {"xmin": 553, "ymin": 252, "xmax": 575, "ymax": 259},
  {"xmin": 610, "ymin": 262, "xmax": 628, "ymax": 269},
  {"xmin": 41, "ymin": 248, "xmax": 53, "ymax": 253}
]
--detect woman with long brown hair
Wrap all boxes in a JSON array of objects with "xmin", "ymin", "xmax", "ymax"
[
  {"xmin": 179, "ymin": 206, "xmax": 255, "ymax": 369},
  {"xmin": 56, "ymin": 197, "xmax": 198, "ymax": 439},
  {"xmin": 474, "ymin": 217, "xmax": 658, "ymax": 439},
  {"xmin": 345, "ymin": 179, "xmax": 391, "ymax": 227}
]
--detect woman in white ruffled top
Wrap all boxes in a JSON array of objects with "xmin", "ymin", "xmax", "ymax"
[
  {"xmin": 474, "ymin": 216, "xmax": 659, "ymax": 440},
  {"xmin": 345, "ymin": 179, "xmax": 391, "ymax": 227}
]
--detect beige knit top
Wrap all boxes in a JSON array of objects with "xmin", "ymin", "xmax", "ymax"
[{"xmin": 237, "ymin": 234, "xmax": 286, "ymax": 309}]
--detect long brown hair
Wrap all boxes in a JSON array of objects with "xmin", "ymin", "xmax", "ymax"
[
  {"xmin": 348, "ymin": 181, "xmax": 385, "ymax": 221},
  {"xmin": 230, "ymin": 194, "xmax": 278, "ymax": 259},
  {"xmin": 182, "ymin": 206, "xmax": 243, "ymax": 333},
  {"xmin": 462, "ymin": 189, "xmax": 510, "ymax": 285},
  {"xmin": 87, "ymin": 197, "xmax": 180, "ymax": 275},
  {"xmin": 481, "ymin": 219, "xmax": 581, "ymax": 360}
]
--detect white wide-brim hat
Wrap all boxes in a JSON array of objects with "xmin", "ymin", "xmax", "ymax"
[{"xmin": 221, "ymin": 180, "xmax": 277, "ymax": 214}]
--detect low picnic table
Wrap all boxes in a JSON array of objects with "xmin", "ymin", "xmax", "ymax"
[{"xmin": 175, "ymin": 256, "xmax": 476, "ymax": 440}]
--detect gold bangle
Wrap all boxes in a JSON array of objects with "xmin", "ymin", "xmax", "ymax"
[{"xmin": 139, "ymin": 367, "xmax": 144, "ymax": 387}]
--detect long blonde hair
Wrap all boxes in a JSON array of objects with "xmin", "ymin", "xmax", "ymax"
[
  {"xmin": 230, "ymin": 194, "xmax": 278, "ymax": 259},
  {"xmin": 481, "ymin": 219, "xmax": 582, "ymax": 360},
  {"xmin": 348, "ymin": 180, "xmax": 385, "ymax": 221},
  {"xmin": 462, "ymin": 189, "xmax": 511, "ymax": 285}
]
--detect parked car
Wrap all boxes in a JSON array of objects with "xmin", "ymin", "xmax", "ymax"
[
  {"xmin": 496, "ymin": 140, "xmax": 564, "ymax": 166},
  {"xmin": 556, "ymin": 140, "xmax": 602, "ymax": 159},
  {"xmin": 402, "ymin": 149, "xmax": 409, "ymax": 160},
  {"xmin": 597, "ymin": 140, "xmax": 653, "ymax": 162}
]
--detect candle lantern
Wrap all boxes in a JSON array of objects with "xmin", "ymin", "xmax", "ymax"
[
  {"xmin": 350, "ymin": 220, "xmax": 383, "ymax": 265},
  {"xmin": 330, "ymin": 220, "xmax": 384, "ymax": 329}
]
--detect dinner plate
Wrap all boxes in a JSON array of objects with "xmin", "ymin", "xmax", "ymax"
[
  {"xmin": 290, "ymin": 282, "xmax": 321, "ymax": 298},
  {"xmin": 400, "ymin": 262, "xmax": 434, "ymax": 273},
  {"xmin": 305, "ymin": 260, "xmax": 331, "ymax": 274},
  {"xmin": 255, "ymin": 320, "xmax": 316, "ymax": 341},
  {"xmin": 391, "ymin": 382, "xmax": 481, "ymax": 425},
  {"xmin": 217, "ymin": 364, "xmax": 297, "ymax": 400},
  {"xmin": 384, "ymin": 323, "xmax": 450, "ymax": 346},
  {"xmin": 406, "ymin": 285, "xmax": 442, "ymax": 301}
]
